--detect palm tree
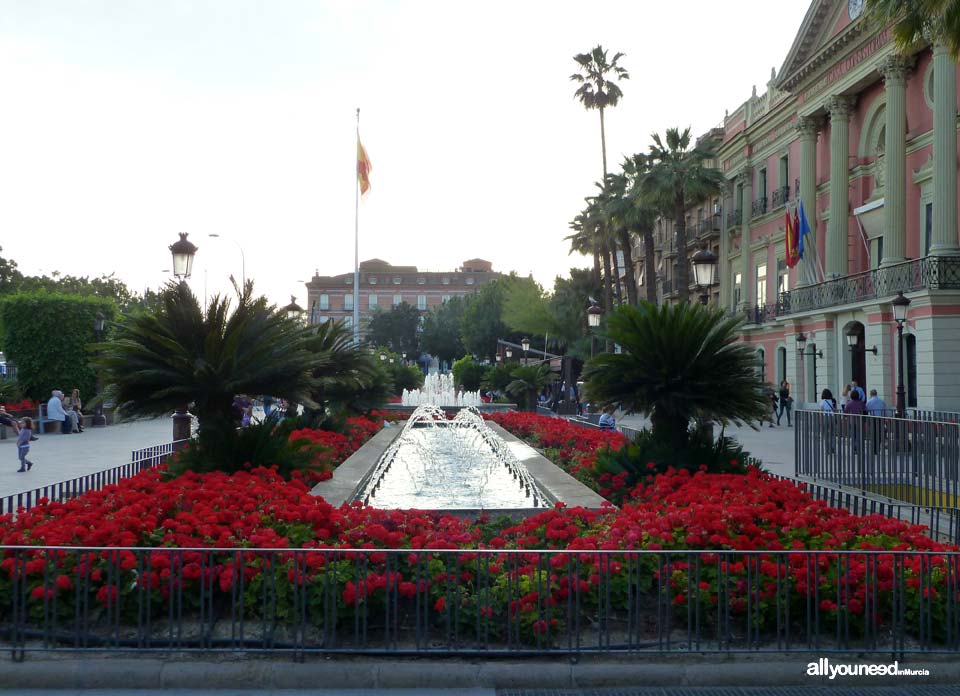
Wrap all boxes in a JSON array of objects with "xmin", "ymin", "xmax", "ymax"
[
  {"xmin": 584, "ymin": 195, "xmax": 619, "ymax": 312},
  {"xmin": 304, "ymin": 319, "xmax": 385, "ymax": 416},
  {"xmin": 623, "ymin": 153, "xmax": 665, "ymax": 304},
  {"xmin": 642, "ymin": 128, "xmax": 725, "ymax": 302},
  {"xmin": 566, "ymin": 211, "xmax": 602, "ymax": 293},
  {"xmin": 97, "ymin": 281, "xmax": 318, "ymax": 451},
  {"xmin": 583, "ymin": 301, "xmax": 769, "ymax": 450},
  {"xmin": 599, "ymin": 172, "xmax": 639, "ymax": 306},
  {"xmin": 867, "ymin": 0, "xmax": 960, "ymax": 57},
  {"xmin": 570, "ymin": 46, "xmax": 629, "ymax": 176},
  {"xmin": 505, "ymin": 363, "xmax": 558, "ymax": 411}
]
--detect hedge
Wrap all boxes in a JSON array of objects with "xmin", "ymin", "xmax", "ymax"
[{"xmin": 0, "ymin": 292, "xmax": 116, "ymax": 402}]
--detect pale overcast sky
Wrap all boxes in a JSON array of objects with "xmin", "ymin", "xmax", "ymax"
[{"xmin": 0, "ymin": 0, "xmax": 810, "ymax": 308}]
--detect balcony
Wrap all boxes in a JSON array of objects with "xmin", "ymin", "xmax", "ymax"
[
  {"xmin": 697, "ymin": 214, "xmax": 721, "ymax": 235},
  {"xmin": 751, "ymin": 196, "xmax": 768, "ymax": 217},
  {"xmin": 661, "ymin": 278, "xmax": 675, "ymax": 297},
  {"xmin": 743, "ymin": 303, "xmax": 779, "ymax": 325},
  {"xmin": 726, "ymin": 209, "xmax": 742, "ymax": 227},
  {"xmin": 771, "ymin": 186, "xmax": 790, "ymax": 209},
  {"xmin": 778, "ymin": 256, "xmax": 960, "ymax": 316}
]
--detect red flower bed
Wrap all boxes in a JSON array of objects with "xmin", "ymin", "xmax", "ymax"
[
  {"xmin": 287, "ymin": 415, "xmax": 387, "ymax": 479},
  {"xmin": 4, "ymin": 399, "xmax": 38, "ymax": 414}
]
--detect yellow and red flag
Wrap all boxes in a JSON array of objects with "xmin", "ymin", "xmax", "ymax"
[
  {"xmin": 357, "ymin": 140, "xmax": 372, "ymax": 195},
  {"xmin": 785, "ymin": 208, "xmax": 798, "ymax": 268}
]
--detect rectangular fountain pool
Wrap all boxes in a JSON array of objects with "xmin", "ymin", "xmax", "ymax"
[{"xmin": 361, "ymin": 425, "xmax": 542, "ymax": 509}]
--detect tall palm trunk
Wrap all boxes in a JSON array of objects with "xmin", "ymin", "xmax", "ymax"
[
  {"xmin": 592, "ymin": 249, "xmax": 602, "ymax": 290},
  {"xmin": 674, "ymin": 195, "xmax": 690, "ymax": 302},
  {"xmin": 600, "ymin": 239, "xmax": 615, "ymax": 352},
  {"xmin": 599, "ymin": 107, "xmax": 608, "ymax": 176},
  {"xmin": 643, "ymin": 228, "xmax": 657, "ymax": 303},
  {"xmin": 610, "ymin": 245, "xmax": 622, "ymax": 306},
  {"xmin": 618, "ymin": 229, "xmax": 638, "ymax": 305}
]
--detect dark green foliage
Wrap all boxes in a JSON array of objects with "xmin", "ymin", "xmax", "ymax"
[
  {"xmin": 0, "ymin": 292, "xmax": 116, "ymax": 401},
  {"xmin": 391, "ymin": 363, "xmax": 424, "ymax": 394},
  {"xmin": 867, "ymin": 0, "xmax": 960, "ymax": 58},
  {"xmin": 168, "ymin": 413, "xmax": 319, "ymax": 478},
  {"xmin": 305, "ymin": 320, "xmax": 384, "ymax": 416},
  {"xmin": 0, "ymin": 379, "xmax": 24, "ymax": 404},
  {"xmin": 451, "ymin": 355, "xmax": 486, "ymax": 391},
  {"xmin": 505, "ymin": 363, "xmax": 557, "ymax": 411},
  {"xmin": 593, "ymin": 428, "xmax": 757, "ymax": 503},
  {"xmin": 480, "ymin": 363, "xmax": 514, "ymax": 395},
  {"xmin": 584, "ymin": 301, "xmax": 769, "ymax": 450},
  {"xmin": 364, "ymin": 302, "xmax": 421, "ymax": 356},
  {"xmin": 420, "ymin": 296, "xmax": 466, "ymax": 363},
  {"xmin": 96, "ymin": 281, "xmax": 317, "ymax": 446}
]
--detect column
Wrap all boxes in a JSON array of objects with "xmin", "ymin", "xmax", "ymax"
[
  {"xmin": 738, "ymin": 167, "xmax": 753, "ymax": 309},
  {"xmin": 718, "ymin": 183, "xmax": 733, "ymax": 308},
  {"xmin": 796, "ymin": 116, "xmax": 820, "ymax": 286},
  {"xmin": 826, "ymin": 96, "xmax": 855, "ymax": 277},
  {"xmin": 931, "ymin": 41, "xmax": 959, "ymax": 255},
  {"xmin": 880, "ymin": 56, "xmax": 912, "ymax": 265}
]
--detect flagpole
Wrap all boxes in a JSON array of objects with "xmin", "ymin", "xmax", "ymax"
[{"xmin": 353, "ymin": 108, "xmax": 361, "ymax": 346}]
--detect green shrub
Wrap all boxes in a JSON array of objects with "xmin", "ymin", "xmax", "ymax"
[
  {"xmin": 593, "ymin": 427, "xmax": 758, "ymax": 499},
  {"xmin": 391, "ymin": 364, "xmax": 424, "ymax": 394},
  {"xmin": 0, "ymin": 292, "xmax": 115, "ymax": 401},
  {"xmin": 451, "ymin": 355, "xmax": 486, "ymax": 391}
]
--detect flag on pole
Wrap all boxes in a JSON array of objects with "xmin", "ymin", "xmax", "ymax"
[
  {"xmin": 357, "ymin": 140, "xmax": 372, "ymax": 195},
  {"xmin": 785, "ymin": 209, "xmax": 798, "ymax": 268},
  {"xmin": 797, "ymin": 199, "xmax": 811, "ymax": 258}
]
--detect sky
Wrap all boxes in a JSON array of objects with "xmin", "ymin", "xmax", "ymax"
[{"xmin": 0, "ymin": 0, "xmax": 812, "ymax": 308}]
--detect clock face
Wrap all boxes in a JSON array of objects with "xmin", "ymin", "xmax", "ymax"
[{"xmin": 849, "ymin": 0, "xmax": 864, "ymax": 20}]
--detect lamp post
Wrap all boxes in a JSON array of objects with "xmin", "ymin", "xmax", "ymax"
[
  {"xmin": 691, "ymin": 244, "xmax": 719, "ymax": 306},
  {"xmin": 168, "ymin": 233, "xmax": 198, "ymax": 445},
  {"xmin": 93, "ymin": 312, "xmax": 106, "ymax": 426},
  {"xmin": 587, "ymin": 303, "xmax": 603, "ymax": 358},
  {"xmin": 521, "ymin": 337, "xmax": 530, "ymax": 364},
  {"xmin": 208, "ymin": 233, "xmax": 246, "ymax": 287},
  {"xmin": 282, "ymin": 295, "xmax": 304, "ymax": 323},
  {"xmin": 796, "ymin": 331, "xmax": 823, "ymax": 402},
  {"xmin": 892, "ymin": 291, "xmax": 911, "ymax": 418},
  {"xmin": 169, "ymin": 233, "xmax": 198, "ymax": 281},
  {"xmin": 505, "ymin": 347, "xmax": 513, "ymax": 360}
]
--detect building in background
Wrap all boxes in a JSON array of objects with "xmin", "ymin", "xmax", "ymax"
[{"xmin": 304, "ymin": 258, "xmax": 499, "ymax": 331}]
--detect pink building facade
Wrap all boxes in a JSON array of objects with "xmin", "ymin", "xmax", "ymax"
[{"xmin": 715, "ymin": 0, "xmax": 960, "ymax": 411}]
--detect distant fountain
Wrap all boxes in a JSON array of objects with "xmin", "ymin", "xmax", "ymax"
[
  {"xmin": 401, "ymin": 372, "xmax": 483, "ymax": 407},
  {"xmin": 357, "ymin": 404, "xmax": 546, "ymax": 510}
]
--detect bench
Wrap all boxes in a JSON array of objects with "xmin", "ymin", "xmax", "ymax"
[{"xmin": 37, "ymin": 403, "xmax": 65, "ymax": 434}]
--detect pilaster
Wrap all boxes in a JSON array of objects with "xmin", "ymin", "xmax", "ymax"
[
  {"xmin": 738, "ymin": 167, "xmax": 754, "ymax": 308},
  {"xmin": 930, "ymin": 41, "xmax": 959, "ymax": 255},
  {"xmin": 826, "ymin": 96, "xmax": 855, "ymax": 277},
  {"xmin": 879, "ymin": 55, "xmax": 913, "ymax": 265}
]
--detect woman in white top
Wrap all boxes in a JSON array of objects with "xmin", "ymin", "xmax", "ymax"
[{"xmin": 819, "ymin": 388, "xmax": 837, "ymax": 413}]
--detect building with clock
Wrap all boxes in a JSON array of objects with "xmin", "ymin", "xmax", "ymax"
[{"xmin": 640, "ymin": 0, "xmax": 960, "ymax": 411}]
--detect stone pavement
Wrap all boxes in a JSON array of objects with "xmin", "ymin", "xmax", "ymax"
[
  {"xmin": 0, "ymin": 418, "xmax": 172, "ymax": 500},
  {"xmin": 615, "ymin": 414, "xmax": 797, "ymax": 478}
]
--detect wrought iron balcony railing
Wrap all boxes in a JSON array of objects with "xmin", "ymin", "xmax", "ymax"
[
  {"xmin": 697, "ymin": 214, "xmax": 721, "ymax": 235},
  {"xmin": 771, "ymin": 186, "xmax": 790, "ymax": 209},
  {"xmin": 751, "ymin": 196, "xmax": 768, "ymax": 217},
  {"xmin": 743, "ymin": 303, "xmax": 778, "ymax": 325},
  {"xmin": 661, "ymin": 278, "xmax": 675, "ymax": 297},
  {"xmin": 726, "ymin": 209, "xmax": 742, "ymax": 227},
  {"xmin": 777, "ymin": 255, "xmax": 960, "ymax": 316}
]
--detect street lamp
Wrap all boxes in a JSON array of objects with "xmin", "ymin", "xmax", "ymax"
[
  {"xmin": 505, "ymin": 347, "xmax": 513, "ymax": 359},
  {"xmin": 208, "ymin": 233, "xmax": 246, "ymax": 286},
  {"xmin": 892, "ymin": 291, "xmax": 911, "ymax": 418},
  {"xmin": 691, "ymin": 244, "xmax": 719, "ymax": 305},
  {"xmin": 845, "ymin": 327, "xmax": 877, "ymax": 355},
  {"xmin": 379, "ymin": 353, "xmax": 387, "ymax": 362},
  {"xmin": 496, "ymin": 354, "xmax": 502, "ymax": 363},
  {"xmin": 283, "ymin": 295, "xmax": 304, "ymax": 322},
  {"xmin": 521, "ymin": 337, "xmax": 530, "ymax": 363},
  {"xmin": 169, "ymin": 233, "xmax": 198, "ymax": 280},
  {"xmin": 796, "ymin": 331, "xmax": 823, "ymax": 401},
  {"xmin": 587, "ymin": 303, "xmax": 603, "ymax": 358},
  {"xmin": 93, "ymin": 312, "xmax": 106, "ymax": 426}
]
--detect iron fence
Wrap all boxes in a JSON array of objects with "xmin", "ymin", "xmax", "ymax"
[
  {"xmin": 770, "ymin": 474, "xmax": 960, "ymax": 547},
  {"xmin": 779, "ymin": 256, "xmax": 960, "ymax": 316},
  {"xmin": 3, "ymin": 545, "xmax": 959, "ymax": 658},
  {"xmin": 771, "ymin": 186, "xmax": 790, "ymax": 209},
  {"xmin": 726, "ymin": 209, "xmax": 742, "ymax": 228},
  {"xmin": 795, "ymin": 410, "xmax": 960, "ymax": 507},
  {"xmin": 0, "ymin": 441, "xmax": 184, "ymax": 516}
]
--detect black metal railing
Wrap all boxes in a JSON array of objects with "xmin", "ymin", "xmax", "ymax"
[
  {"xmin": 726, "ymin": 209, "xmax": 742, "ymax": 227},
  {"xmin": 3, "ymin": 544, "xmax": 960, "ymax": 657},
  {"xmin": 1, "ymin": 441, "xmax": 183, "ymax": 516},
  {"xmin": 751, "ymin": 196, "xmax": 768, "ymax": 217},
  {"xmin": 696, "ymin": 215, "xmax": 721, "ymax": 235},
  {"xmin": 795, "ymin": 410, "xmax": 960, "ymax": 507},
  {"xmin": 743, "ymin": 304, "xmax": 778, "ymax": 325},
  {"xmin": 661, "ymin": 279, "xmax": 675, "ymax": 296},
  {"xmin": 771, "ymin": 186, "xmax": 790, "ymax": 209},
  {"xmin": 779, "ymin": 256, "xmax": 960, "ymax": 315}
]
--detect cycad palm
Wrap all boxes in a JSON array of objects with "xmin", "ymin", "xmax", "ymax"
[
  {"xmin": 98, "ymin": 281, "xmax": 317, "ymax": 446},
  {"xmin": 305, "ymin": 319, "xmax": 386, "ymax": 416},
  {"xmin": 505, "ymin": 363, "xmax": 557, "ymax": 411},
  {"xmin": 583, "ymin": 301, "xmax": 768, "ymax": 449},
  {"xmin": 642, "ymin": 128, "xmax": 725, "ymax": 302}
]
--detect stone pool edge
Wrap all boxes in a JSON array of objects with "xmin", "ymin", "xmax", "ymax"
[{"xmin": 309, "ymin": 420, "xmax": 609, "ymax": 515}]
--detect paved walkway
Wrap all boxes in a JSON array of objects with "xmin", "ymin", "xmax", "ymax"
[
  {"xmin": 616, "ymin": 414, "xmax": 797, "ymax": 477},
  {"xmin": 0, "ymin": 418, "xmax": 172, "ymax": 500}
]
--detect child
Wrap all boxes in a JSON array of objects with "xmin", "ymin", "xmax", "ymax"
[{"xmin": 16, "ymin": 417, "xmax": 34, "ymax": 472}]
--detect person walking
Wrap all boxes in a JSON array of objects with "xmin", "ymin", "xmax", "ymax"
[
  {"xmin": 768, "ymin": 388, "xmax": 779, "ymax": 427},
  {"xmin": 16, "ymin": 417, "xmax": 34, "ymax": 472},
  {"xmin": 865, "ymin": 389, "xmax": 889, "ymax": 416},
  {"xmin": 776, "ymin": 380, "xmax": 793, "ymax": 426},
  {"xmin": 843, "ymin": 390, "xmax": 866, "ymax": 415}
]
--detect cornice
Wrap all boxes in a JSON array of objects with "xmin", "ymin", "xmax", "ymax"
[{"xmin": 781, "ymin": 16, "xmax": 870, "ymax": 92}]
